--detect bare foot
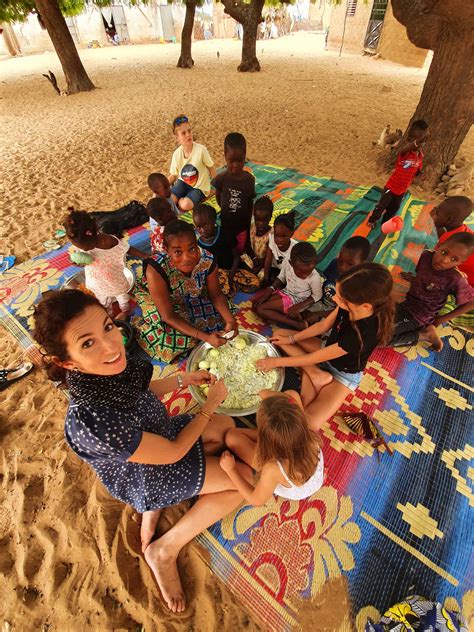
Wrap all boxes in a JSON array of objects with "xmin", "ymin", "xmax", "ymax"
[
  {"xmin": 140, "ymin": 509, "xmax": 161, "ymax": 553},
  {"xmin": 144, "ymin": 538, "xmax": 186, "ymax": 613},
  {"xmin": 421, "ymin": 325, "xmax": 443, "ymax": 352}
]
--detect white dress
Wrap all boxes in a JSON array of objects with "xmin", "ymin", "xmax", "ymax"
[
  {"xmin": 273, "ymin": 451, "xmax": 324, "ymax": 500},
  {"xmin": 83, "ymin": 236, "xmax": 130, "ymax": 309}
]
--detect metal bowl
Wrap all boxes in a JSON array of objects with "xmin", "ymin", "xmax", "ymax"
[
  {"xmin": 62, "ymin": 267, "xmax": 135, "ymax": 292},
  {"xmin": 186, "ymin": 329, "xmax": 285, "ymax": 417}
]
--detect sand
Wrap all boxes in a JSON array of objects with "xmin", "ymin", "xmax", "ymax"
[{"xmin": 1, "ymin": 32, "xmax": 473, "ymax": 630}]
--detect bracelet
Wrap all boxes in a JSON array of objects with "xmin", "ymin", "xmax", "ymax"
[
  {"xmin": 289, "ymin": 335, "xmax": 295, "ymax": 344},
  {"xmin": 177, "ymin": 374, "xmax": 184, "ymax": 388},
  {"xmin": 198, "ymin": 409, "xmax": 212, "ymax": 421},
  {"xmin": 269, "ymin": 285, "xmax": 275, "ymax": 291}
]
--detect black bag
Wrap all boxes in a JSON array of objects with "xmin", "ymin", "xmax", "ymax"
[{"xmin": 90, "ymin": 200, "xmax": 148, "ymax": 238}]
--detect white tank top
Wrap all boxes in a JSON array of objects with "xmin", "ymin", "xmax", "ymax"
[{"xmin": 273, "ymin": 451, "xmax": 324, "ymax": 500}]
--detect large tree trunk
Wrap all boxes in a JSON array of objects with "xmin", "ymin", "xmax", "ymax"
[
  {"xmin": 34, "ymin": 0, "xmax": 95, "ymax": 94},
  {"xmin": 221, "ymin": 0, "xmax": 265, "ymax": 72},
  {"xmin": 177, "ymin": 0, "xmax": 196, "ymax": 69},
  {"xmin": 1, "ymin": 23, "xmax": 22, "ymax": 56}
]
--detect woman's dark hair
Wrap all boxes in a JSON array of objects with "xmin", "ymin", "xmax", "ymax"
[
  {"xmin": 338, "ymin": 263, "xmax": 394, "ymax": 348},
  {"xmin": 274, "ymin": 211, "xmax": 295, "ymax": 231},
  {"xmin": 33, "ymin": 290, "xmax": 103, "ymax": 382},
  {"xmin": 254, "ymin": 195, "xmax": 274, "ymax": 216},
  {"xmin": 163, "ymin": 219, "xmax": 197, "ymax": 247},
  {"xmin": 64, "ymin": 208, "xmax": 98, "ymax": 250},
  {"xmin": 290, "ymin": 242, "xmax": 317, "ymax": 265},
  {"xmin": 193, "ymin": 203, "xmax": 217, "ymax": 222}
]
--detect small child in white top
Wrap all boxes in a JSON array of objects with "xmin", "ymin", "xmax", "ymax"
[
  {"xmin": 262, "ymin": 211, "xmax": 297, "ymax": 286},
  {"xmin": 220, "ymin": 390, "xmax": 324, "ymax": 504},
  {"xmin": 64, "ymin": 209, "xmax": 135, "ymax": 318},
  {"xmin": 147, "ymin": 172, "xmax": 179, "ymax": 232},
  {"xmin": 254, "ymin": 242, "xmax": 322, "ymax": 331}
]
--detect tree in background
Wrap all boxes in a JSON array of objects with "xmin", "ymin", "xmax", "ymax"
[
  {"xmin": 0, "ymin": 0, "xmax": 95, "ymax": 94},
  {"xmin": 391, "ymin": 0, "xmax": 474, "ymax": 188},
  {"xmin": 176, "ymin": 0, "xmax": 202, "ymax": 68}
]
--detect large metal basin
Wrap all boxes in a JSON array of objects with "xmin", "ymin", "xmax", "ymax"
[{"xmin": 186, "ymin": 329, "xmax": 285, "ymax": 416}]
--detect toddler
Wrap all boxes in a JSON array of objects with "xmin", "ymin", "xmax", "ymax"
[
  {"xmin": 64, "ymin": 210, "xmax": 132, "ymax": 317},
  {"xmin": 169, "ymin": 115, "xmax": 216, "ymax": 212},
  {"xmin": 212, "ymin": 133, "xmax": 255, "ymax": 254},
  {"xmin": 431, "ymin": 195, "xmax": 473, "ymax": 285},
  {"xmin": 147, "ymin": 172, "xmax": 179, "ymax": 230},
  {"xmin": 147, "ymin": 197, "xmax": 178, "ymax": 255},
  {"xmin": 193, "ymin": 203, "xmax": 259, "ymax": 295},
  {"xmin": 220, "ymin": 390, "xmax": 324, "ymax": 504},
  {"xmin": 368, "ymin": 119, "xmax": 428, "ymax": 228},
  {"xmin": 242, "ymin": 195, "xmax": 273, "ymax": 275},
  {"xmin": 253, "ymin": 242, "xmax": 322, "ymax": 330},
  {"xmin": 262, "ymin": 211, "xmax": 297, "ymax": 285},
  {"xmin": 392, "ymin": 233, "xmax": 474, "ymax": 351}
]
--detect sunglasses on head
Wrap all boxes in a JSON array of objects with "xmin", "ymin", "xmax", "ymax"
[{"xmin": 174, "ymin": 116, "xmax": 189, "ymax": 127}]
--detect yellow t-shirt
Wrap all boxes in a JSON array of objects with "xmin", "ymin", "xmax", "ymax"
[{"xmin": 170, "ymin": 142, "xmax": 214, "ymax": 196}]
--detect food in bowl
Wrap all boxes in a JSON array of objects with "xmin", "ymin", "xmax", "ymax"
[{"xmin": 197, "ymin": 335, "xmax": 279, "ymax": 410}]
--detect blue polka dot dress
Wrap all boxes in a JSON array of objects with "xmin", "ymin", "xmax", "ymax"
[{"xmin": 65, "ymin": 389, "xmax": 206, "ymax": 513}]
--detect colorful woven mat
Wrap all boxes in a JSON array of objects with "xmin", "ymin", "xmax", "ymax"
[{"xmin": 1, "ymin": 163, "xmax": 472, "ymax": 630}]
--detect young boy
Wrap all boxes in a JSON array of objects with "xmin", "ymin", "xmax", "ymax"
[
  {"xmin": 147, "ymin": 172, "xmax": 179, "ymax": 229},
  {"xmin": 212, "ymin": 133, "xmax": 255, "ymax": 255},
  {"xmin": 431, "ymin": 195, "xmax": 473, "ymax": 285},
  {"xmin": 193, "ymin": 203, "xmax": 259, "ymax": 295},
  {"xmin": 368, "ymin": 119, "xmax": 429, "ymax": 228},
  {"xmin": 169, "ymin": 115, "xmax": 216, "ymax": 212},
  {"xmin": 322, "ymin": 236, "xmax": 371, "ymax": 310},
  {"xmin": 392, "ymin": 233, "xmax": 474, "ymax": 351},
  {"xmin": 147, "ymin": 197, "xmax": 177, "ymax": 255}
]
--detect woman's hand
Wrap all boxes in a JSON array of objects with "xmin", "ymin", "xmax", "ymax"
[
  {"xmin": 219, "ymin": 450, "xmax": 236, "ymax": 474},
  {"xmin": 224, "ymin": 318, "xmax": 238, "ymax": 339},
  {"xmin": 256, "ymin": 357, "xmax": 279, "ymax": 372},
  {"xmin": 207, "ymin": 332, "xmax": 228, "ymax": 348},
  {"xmin": 206, "ymin": 379, "xmax": 228, "ymax": 409},
  {"xmin": 252, "ymin": 287, "xmax": 273, "ymax": 306},
  {"xmin": 187, "ymin": 370, "xmax": 216, "ymax": 387},
  {"xmin": 270, "ymin": 333, "xmax": 292, "ymax": 346}
]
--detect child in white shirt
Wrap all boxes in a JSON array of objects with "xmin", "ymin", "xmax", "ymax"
[
  {"xmin": 254, "ymin": 242, "xmax": 323, "ymax": 330},
  {"xmin": 262, "ymin": 211, "xmax": 297, "ymax": 286}
]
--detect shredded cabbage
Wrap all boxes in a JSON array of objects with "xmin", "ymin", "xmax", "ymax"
[{"xmin": 202, "ymin": 339, "xmax": 279, "ymax": 409}]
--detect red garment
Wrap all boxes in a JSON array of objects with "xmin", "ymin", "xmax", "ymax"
[
  {"xmin": 150, "ymin": 225, "xmax": 165, "ymax": 255},
  {"xmin": 385, "ymin": 149, "xmax": 423, "ymax": 195},
  {"xmin": 438, "ymin": 224, "xmax": 474, "ymax": 286}
]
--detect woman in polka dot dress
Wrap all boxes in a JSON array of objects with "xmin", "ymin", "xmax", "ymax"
[{"xmin": 33, "ymin": 289, "xmax": 252, "ymax": 614}]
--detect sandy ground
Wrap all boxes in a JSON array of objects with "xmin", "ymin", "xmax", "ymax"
[{"xmin": 1, "ymin": 33, "xmax": 473, "ymax": 630}]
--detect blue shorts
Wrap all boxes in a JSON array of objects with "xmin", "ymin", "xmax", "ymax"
[
  {"xmin": 318, "ymin": 361, "xmax": 362, "ymax": 391},
  {"xmin": 171, "ymin": 179, "xmax": 206, "ymax": 205}
]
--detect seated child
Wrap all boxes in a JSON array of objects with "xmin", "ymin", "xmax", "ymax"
[
  {"xmin": 253, "ymin": 242, "xmax": 323, "ymax": 331},
  {"xmin": 262, "ymin": 211, "xmax": 297, "ymax": 286},
  {"xmin": 220, "ymin": 390, "xmax": 324, "ymax": 504},
  {"xmin": 147, "ymin": 172, "xmax": 179, "ymax": 230},
  {"xmin": 169, "ymin": 115, "xmax": 216, "ymax": 212},
  {"xmin": 212, "ymin": 132, "xmax": 255, "ymax": 255},
  {"xmin": 193, "ymin": 203, "xmax": 259, "ymax": 295},
  {"xmin": 368, "ymin": 119, "xmax": 428, "ymax": 228},
  {"xmin": 242, "ymin": 195, "xmax": 273, "ymax": 275},
  {"xmin": 64, "ymin": 209, "xmax": 134, "ymax": 318},
  {"xmin": 431, "ymin": 195, "xmax": 473, "ymax": 285},
  {"xmin": 147, "ymin": 197, "xmax": 178, "ymax": 255},
  {"xmin": 322, "ymin": 236, "xmax": 371, "ymax": 311},
  {"xmin": 392, "ymin": 233, "xmax": 474, "ymax": 351}
]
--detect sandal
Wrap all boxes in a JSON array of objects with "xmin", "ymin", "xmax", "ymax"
[
  {"xmin": 337, "ymin": 411, "xmax": 393, "ymax": 460},
  {"xmin": 0, "ymin": 362, "xmax": 34, "ymax": 392}
]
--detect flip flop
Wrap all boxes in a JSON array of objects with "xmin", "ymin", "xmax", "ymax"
[{"xmin": 0, "ymin": 362, "xmax": 34, "ymax": 392}]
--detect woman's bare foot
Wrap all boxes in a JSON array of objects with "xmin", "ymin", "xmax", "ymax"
[
  {"xmin": 144, "ymin": 537, "xmax": 186, "ymax": 613},
  {"xmin": 421, "ymin": 325, "xmax": 443, "ymax": 352},
  {"xmin": 140, "ymin": 509, "xmax": 161, "ymax": 553}
]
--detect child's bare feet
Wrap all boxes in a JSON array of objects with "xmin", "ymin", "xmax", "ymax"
[
  {"xmin": 140, "ymin": 509, "xmax": 161, "ymax": 552},
  {"xmin": 144, "ymin": 536, "xmax": 186, "ymax": 613},
  {"xmin": 421, "ymin": 325, "xmax": 443, "ymax": 352}
]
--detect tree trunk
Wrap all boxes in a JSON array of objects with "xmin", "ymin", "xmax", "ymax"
[
  {"xmin": 1, "ymin": 23, "xmax": 22, "ymax": 56},
  {"xmin": 34, "ymin": 0, "xmax": 95, "ymax": 94},
  {"xmin": 239, "ymin": 18, "xmax": 261, "ymax": 72},
  {"xmin": 400, "ymin": 25, "xmax": 474, "ymax": 188},
  {"xmin": 177, "ymin": 0, "xmax": 196, "ymax": 69}
]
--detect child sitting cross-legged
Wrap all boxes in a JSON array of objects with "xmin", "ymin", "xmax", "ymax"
[
  {"xmin": 147, "ymin": 197, "xmax": 178, "ymax": 255},
  {"xmin": 193, "ymin": 203, "xmax": 259, "ymax": 295},
  {"xmin": 392, "ymin": 233, "xmax": 474, "ymax": 351},
  {"xmin": 147, "ymin": 172, "xmax": 179, "ymax": 230},
  {"xmin": 253, "ymin": 242, "xmax": 323, "ymax": 330},
  {"xmin": 219, "ymin": 390, "xmax": 324, "ymax": 505},
  {"xmin": 430, "ymin": 195, "xmax": 473, "ymax": 286}
]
